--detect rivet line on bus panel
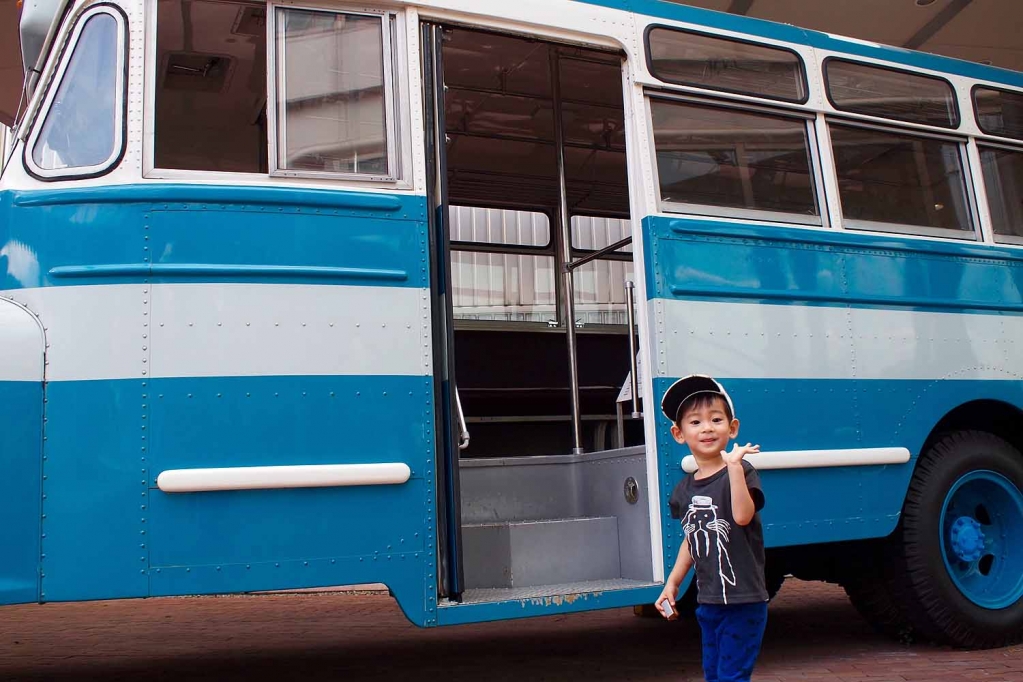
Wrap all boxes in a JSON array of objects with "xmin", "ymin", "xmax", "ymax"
[
  {"xmin": 39, "ymin": 302, "xmax": 49, "ymax": 600},
  {"xmin": 141, "ymin": 211, "xmax": 151, "ymax": 581}
]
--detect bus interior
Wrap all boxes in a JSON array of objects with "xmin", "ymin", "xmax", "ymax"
[{"xmin": 434, "ymin": 27, "xmax": 656, "ymax": 601}]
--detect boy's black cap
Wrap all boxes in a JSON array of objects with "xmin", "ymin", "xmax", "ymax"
[{"xmin": 660, "ymin": 374, "xmax": 736, "ymax": 424}]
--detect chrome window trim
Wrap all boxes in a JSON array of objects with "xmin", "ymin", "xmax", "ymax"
[
  {"xmin": 24, "ymin": 4, "xmax": 128, "ymax": 181},
  {"xmin": 806, "ymin": 115, "xmax": 831, "ymax": 228},
  {"xmin": 975, "ymin": 139, "xmax": 1023, "ymax": 155},
  {"xmin": 842, "ymin": 219, "xmax": 978, "ymax": 242},
  {"xmin": 646, "ymin": 89, "xmax": 816, "ymax": 120},
  {"xmin": 268, "ymin": 4, "xmax": 401, "ymax": 182},
  {"xmin": 658, "ymin": 201, "xmax": 823, "ymax": 227},
  {"xmin": 826, "ymin": 115, "xmax": 967, "ymax": 143}
]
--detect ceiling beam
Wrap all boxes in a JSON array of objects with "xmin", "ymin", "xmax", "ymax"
[
  {"xmin": 727, "ymin": 0, "xmax": 755, "ymax": 15},
  {"xmin": 904, "ymin": 0, "xmax": 972, "ymax": 50}
]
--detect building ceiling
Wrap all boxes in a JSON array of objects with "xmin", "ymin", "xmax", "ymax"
[{"xmin": 671, "ymin": 0, "xmax": 1023, "ymax": 73}]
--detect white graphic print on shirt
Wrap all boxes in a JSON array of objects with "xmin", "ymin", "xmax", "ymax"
[{"xmin": 683, "ymin": 495, "xmax": 737, "ymax": 604}]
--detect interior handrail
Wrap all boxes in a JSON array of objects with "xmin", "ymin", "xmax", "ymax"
[
  {"xmin": 565, "ymin": 236, "xmax": 633, "ymax": 272},
  {"xmin": 455, "ymin": 387, "xmax": 471, "ymax": 450}
]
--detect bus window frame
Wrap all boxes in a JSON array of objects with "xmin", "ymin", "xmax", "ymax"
[
  {"xmin": 643, "ymin": 24, "xmax": 810, "ymax": 106},
  {"xmin": 826, "ymin": 116, "xmax": 981, "ymax": 242},
  {"xmin": 822, "ymin": 56, "xmax": 961, "ymax": 130},
  {"xmin": 971, "ymin": 83, "xmax": 1023, "ymax": 144},
  {"xmin": 449, "ymin": 205, "xmax": 555, "ymax": 252},
  {"xmin": 645, "ymin": 90, "xmax": 827, "ymax": 228},
  {"xmin": 267, "ymin": 3, "xmax": 402, "ymax": 183},
  {"xmin": 23, "ymin": 3, "xmax": 129, "ymax": 182},
  {"xmin": 974, "ymin": 139, "xmax": 1023, "ymax": 246}
]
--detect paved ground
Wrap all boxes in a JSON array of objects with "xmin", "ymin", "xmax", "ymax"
[{"xmin": 1, "ymin": 580, "xmax": 1021, "ymax": 681}]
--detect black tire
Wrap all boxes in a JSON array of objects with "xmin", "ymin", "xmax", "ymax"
[{"xmin": 887, "ymin": 431, "xmax": 1023, "ymax": 648}]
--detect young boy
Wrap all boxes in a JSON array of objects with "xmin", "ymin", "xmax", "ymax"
[{"xmin": 654, "ymin": 374, "xmax": 768, "ymax": 682}]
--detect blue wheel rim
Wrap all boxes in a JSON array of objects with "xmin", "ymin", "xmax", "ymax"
[{"xmin": 939, "ymin": 470, "xmax": 1023, "ymax": 609}]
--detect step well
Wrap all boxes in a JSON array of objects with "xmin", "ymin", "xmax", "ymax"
[{"xmin": 462, "ymin": 516, "xmax": 621, "ymax": 589}]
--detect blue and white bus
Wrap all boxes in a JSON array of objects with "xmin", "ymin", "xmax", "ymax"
[{"xmin": 1, "ymin": 0, "xmax": 1021, "ymax": 649}]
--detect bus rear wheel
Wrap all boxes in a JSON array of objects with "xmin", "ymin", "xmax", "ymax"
[{"xmin": 890, "ymin": 430, "xmax": 1023, "ymax": 648}]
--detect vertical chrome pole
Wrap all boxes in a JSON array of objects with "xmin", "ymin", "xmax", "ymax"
[
  {"xmin": 626, "ymin": 280, "xmax": 640, "ymax": 419},
  {"xmin": 550, "ymin": 48, "xmax": 583, "ymax": 455},
  {"xmin": 615, "ymin": 401, "xmax": 625, "ymax": 450}
]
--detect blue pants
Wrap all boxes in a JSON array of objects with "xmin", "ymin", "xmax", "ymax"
[{"xmin": 694, "ymin": 602, "xmax": 768, "ymax": 682}]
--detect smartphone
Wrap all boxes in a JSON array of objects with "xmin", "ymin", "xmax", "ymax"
[{"xmin": 661, "ymin": 599, "xmax": 674, "ymax": 617}]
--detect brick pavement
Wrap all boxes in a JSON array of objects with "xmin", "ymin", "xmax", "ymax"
[{"xmin": 0, "ymin": 580, "xmax": 1020, "ymax": 681}]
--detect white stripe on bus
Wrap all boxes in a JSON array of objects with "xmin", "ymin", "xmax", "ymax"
[
  {"xmin": 2, "ymin": 283, "xmax": 432, "ymax": 381},
  {"xmin": 653, "ymin": 298, "xmax": 1020, "ymax": 381}
]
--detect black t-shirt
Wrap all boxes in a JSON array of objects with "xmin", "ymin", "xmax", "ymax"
[{"xmin": 668, "ymin": 460, "xmax": 768, "ymax": 605}]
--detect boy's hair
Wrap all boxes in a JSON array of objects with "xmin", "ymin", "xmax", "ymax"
[{"xmin": 675, "ymin": 392, "xmax": 734, "ymax": 426}]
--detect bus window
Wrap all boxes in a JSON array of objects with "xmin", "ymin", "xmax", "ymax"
[
  {"xmin": 979, "ymin": 145, "xmax": 1023, "ymax": 243},
  {"xmin": 830, "ymin": 123, "xmax": 974, "ymax": 238},
  {"xmin": 272, "ymin": 7, "xmax": 397, "ymax": 179},
  {"xmin": 649, "ymin": 97, "xmax": 819, "ymax": 221},
  {"xmin": 646, "ymin": 27, "xmax": 807, "ymax": 104},
  {"xmin": 825, "ymin": 59, "xmax": 959, "ymax": 129},
  {"xmin": 974, "ymin": 87, "xmax": 1023, "ymax": 142},
  {"xmin": 451, "ymin": 205, "xmax": 551, "ymax": 248},
  {"xmin": 154, "ymin": 0, "xmax": 267, "ymax": 173},
  {"xmin": 571, "ymin": 216, "xmax": 633, "ymax": 327},
  {"xmin": 27, "ymin": 7, "xmax": 125, "ymax": 179},
  {"xmin": 449, "ymin": 207, "xmax": 555, "ymax": 323}
]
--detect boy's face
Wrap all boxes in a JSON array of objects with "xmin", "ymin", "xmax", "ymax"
[{"xmin": 670, "ymin": 396, "xmax": 739, "ymax": 461}]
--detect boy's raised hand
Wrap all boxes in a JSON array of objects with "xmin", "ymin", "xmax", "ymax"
[{"xmin": 721, "ymin": 442, "xmax": 760, "ymax": 465}]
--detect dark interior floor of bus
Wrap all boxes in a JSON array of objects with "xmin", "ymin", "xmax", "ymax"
[{"xmin": 437, "ymin": 26, "xmax": 656, "ymax": 603}]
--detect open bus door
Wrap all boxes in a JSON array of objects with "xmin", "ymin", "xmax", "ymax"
[{"xmin": 419, "ymin": 19, "xmax": 662, "ymax": 623}]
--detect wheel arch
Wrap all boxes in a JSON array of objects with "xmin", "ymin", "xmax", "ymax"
[{"xmin": 919, "ymin": 399, "xmax": 1023, "ymax": 463}]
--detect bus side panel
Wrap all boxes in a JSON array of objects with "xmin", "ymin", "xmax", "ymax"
[
  {"xmin": 143, "ymin": 193, "xmax": 436, "ymax": 625},
  {"xmin": 0, "ymin": 300, "xmax": 45, "ymax": 605},
  {"xmin": 645, "ymin": 215, "xmax": 1023, "ymax": 550},
  {"xmin": 145, "ymin": 377, "xmax": 433, "ymax": 597}
]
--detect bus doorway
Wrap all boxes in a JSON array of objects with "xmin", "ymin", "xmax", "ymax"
[{"xmin": 423, "ymin": 24, "xmax": 655, "ymax": 607}]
